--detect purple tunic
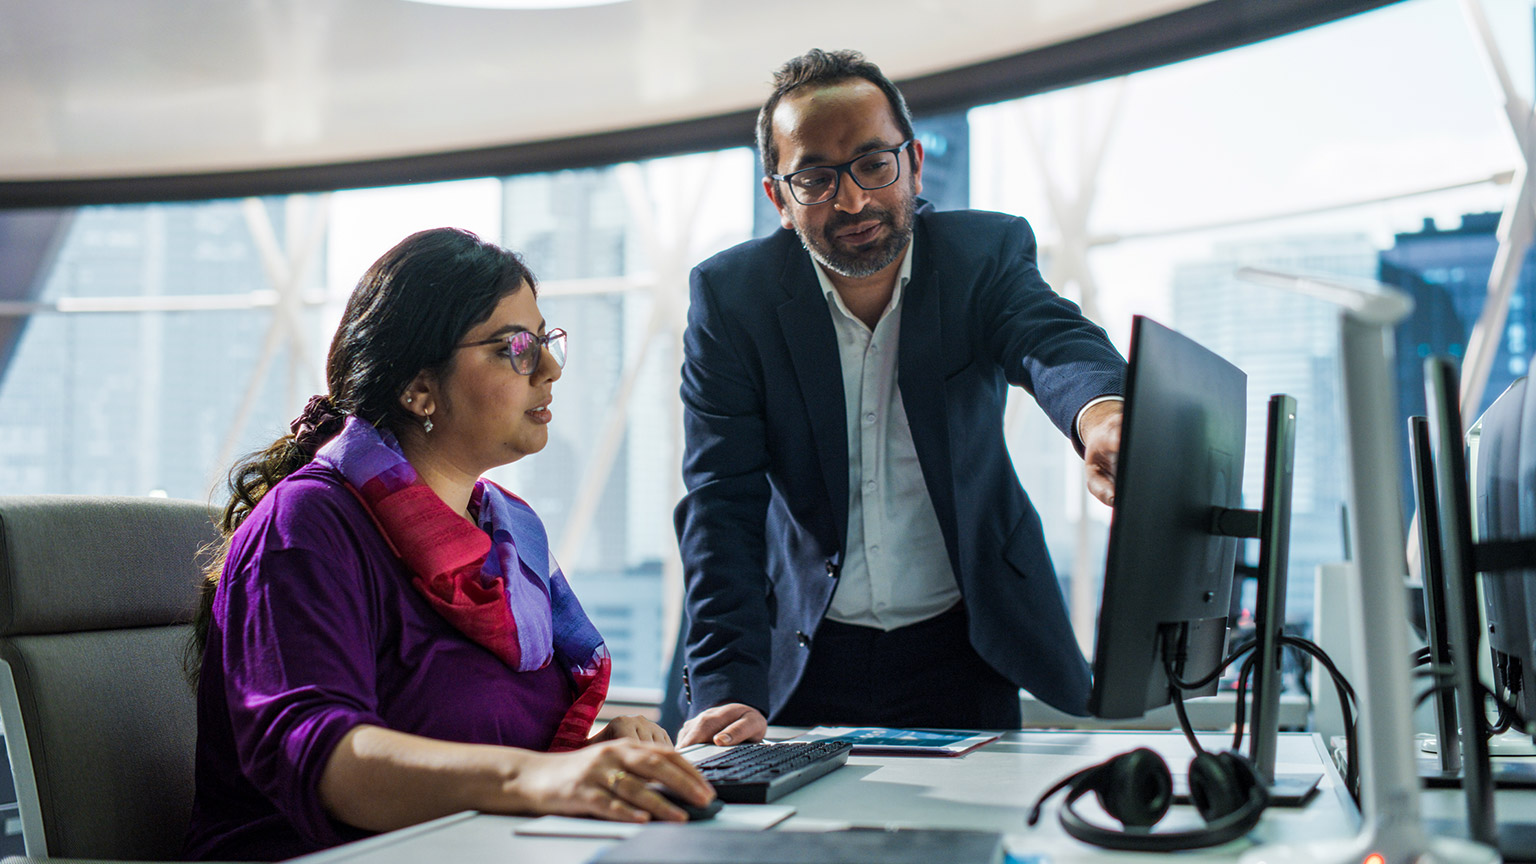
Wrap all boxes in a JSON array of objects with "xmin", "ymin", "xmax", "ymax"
[{"xmin": 184, "ymin": 462, "xmax": 575, "ymax": 861}]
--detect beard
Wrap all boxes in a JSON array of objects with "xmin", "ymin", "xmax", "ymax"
[{"xmin": 795, "ymin": 189, "xmax": 915, "ymax": 280}]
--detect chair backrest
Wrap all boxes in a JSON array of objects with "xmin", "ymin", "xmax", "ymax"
[{"xmin": 0, "ymin": 495, "xmax": 217, "ymax": 860}]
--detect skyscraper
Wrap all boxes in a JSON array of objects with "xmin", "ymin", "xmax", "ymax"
[
  {"xmin": 1171, "ymin": 233, "xmax": 1378, "ymax": 625},
  {"xmin": 0, "ymin": 199, "xmax": 315, "ymax": 501}
]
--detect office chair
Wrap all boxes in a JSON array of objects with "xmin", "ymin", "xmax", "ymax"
[{"xmin": 0, "ymin": 495, "xmax": 217, "ymax": 860}]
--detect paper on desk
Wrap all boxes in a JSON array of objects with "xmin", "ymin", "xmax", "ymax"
[{"xmin": 514, "ymin": 804, "xmax": 796, "ymax": 839}]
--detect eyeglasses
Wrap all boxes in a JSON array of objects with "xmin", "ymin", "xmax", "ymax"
[
  {"xmin": 457, "ymin": 328, "xmax": 567, "ymax": 376},
  {"xmin": 770, "ymin": 140, "xmax": 913, "ymax": 206}
]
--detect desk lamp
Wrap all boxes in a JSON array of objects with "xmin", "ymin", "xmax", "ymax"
[{"xmin": 1233, "ymin": 267, "xmax": 1496, "ymax": 864}]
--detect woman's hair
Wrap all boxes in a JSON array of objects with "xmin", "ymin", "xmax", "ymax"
[{"xmin": 186, "ymin": 227, "xmax": 537, "ymax": 682}]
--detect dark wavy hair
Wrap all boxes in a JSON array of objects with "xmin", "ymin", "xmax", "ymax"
[
  {"xmin": 755, "ymin": 48, "xmax": 916, "ymax": 178},
  {"xmin": 186, "ymin": 227, "xmax": 538, "ymax": 682}
]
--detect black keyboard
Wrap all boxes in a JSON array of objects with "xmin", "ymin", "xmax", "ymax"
[{"xmin": 691, "ymin": 740, "xmax": 854, "ymax": 803}]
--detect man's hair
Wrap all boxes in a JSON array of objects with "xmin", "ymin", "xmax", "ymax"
[{"xmin": 755, "ymin": 49, "xmax": 915, "ymax": 179}]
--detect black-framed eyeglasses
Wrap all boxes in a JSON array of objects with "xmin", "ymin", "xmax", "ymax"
[
  {"xmin": 457, "ymin": 328, "xmax": 567, "ymax": 376},
  {"xmin": 770, "ymin": 139, "xmax": 913, "ymax": 206}
]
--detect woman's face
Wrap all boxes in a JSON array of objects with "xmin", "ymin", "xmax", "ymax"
[{"xmin": 423, "ymin": 285, "xmax": 561, "ymax": 472}]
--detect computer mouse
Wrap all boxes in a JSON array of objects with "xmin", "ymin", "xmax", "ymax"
[{"xmin": 653, "ymin": 785, "xmax": 723, "ymax": 821}]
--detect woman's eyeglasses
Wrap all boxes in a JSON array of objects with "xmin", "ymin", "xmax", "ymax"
[{"xmin": 457, "ymin": 328, "xmax": 567, "ymax": 376}]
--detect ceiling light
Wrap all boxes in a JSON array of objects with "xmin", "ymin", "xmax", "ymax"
[{"xmin": 403, "ymin": 0, "xmax": 631, "ymax": 9}]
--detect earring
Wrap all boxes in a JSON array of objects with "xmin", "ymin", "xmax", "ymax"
[
  {"xmin": 405, "ymin": 396, "xmax": 413, "ymax": 404},
  {"xmin": 423, "ymin": 415, "xmax": 434, "ymax": 434}
]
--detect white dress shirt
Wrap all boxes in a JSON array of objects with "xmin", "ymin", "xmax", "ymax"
[
  {"xmin": 815, "ymin": 248, "xmax": 962, "ymax": 631},
  {"xmin": 812, "ymin": 247, "xmax": 1121, "ymax": 633}
]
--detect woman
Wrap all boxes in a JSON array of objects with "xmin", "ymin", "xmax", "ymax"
[{"xmin": 184, "ymin": 228, "xmax": 713, "ymax": 861}]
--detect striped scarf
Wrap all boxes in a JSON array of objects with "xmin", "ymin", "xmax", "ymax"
[{"xmin": 314, "ymin": 416, "xmax": 610, "ymax": 751}]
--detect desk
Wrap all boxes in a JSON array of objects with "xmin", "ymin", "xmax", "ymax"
[{"xmin": 285, "ymin": 730, "xmax": 1356, "ymax": 863}]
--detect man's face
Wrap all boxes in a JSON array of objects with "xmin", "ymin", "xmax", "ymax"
[{"xmin": 764, "ymin": 79, "xmax": 924, "ymax": 281}]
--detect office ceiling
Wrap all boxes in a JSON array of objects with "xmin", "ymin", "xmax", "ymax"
[{"xmin": 0, "ymin": 0, "xmax": 1396, "ymax": 205}]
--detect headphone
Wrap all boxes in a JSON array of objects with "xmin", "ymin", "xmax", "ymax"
[{"xmin": 1026, "ymin": 747, "xmax": 1270, "ymax": 852}]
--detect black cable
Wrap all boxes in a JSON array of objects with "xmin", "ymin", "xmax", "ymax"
[
  {"xmin": 1278, "ymin": 635, "xmax": 1358, "ymax": 801},
  {"xmin": 1162, "ymin": 649, "xmax": 1207, "ymax": 756},
  {"xmin": 1165, "ymin": 636, "xmax": 1258, "ymax": 691},
  {"xmin": 1416, "ymin": 682, "xmax": 1446, "ymax": 709},
  {"xmin": 1282, "ymin": 636, "xmax": 1358, "ymax": 713},
  {"xmin": 1231, "ymin": 651, "xmax": 1257, "ymax": 753},
  {"xmin": 1161, "ymin": 631, "xmax": 1361, "ymax": 801}
]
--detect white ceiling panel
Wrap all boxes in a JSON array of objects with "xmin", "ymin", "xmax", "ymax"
[{"xmin": 0, "ymin": 0, "xmax": 1397, "ymax": 201}]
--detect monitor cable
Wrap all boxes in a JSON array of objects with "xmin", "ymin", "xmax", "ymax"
[{"xmin": 1164, "ymin": 633, "xmax": 1360, "ymax": 803}]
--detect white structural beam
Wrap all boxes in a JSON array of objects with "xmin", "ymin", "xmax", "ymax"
[
  {"xmin": 217, "ymin": 195, "xmax": 328, "ymax": 469},
  {"xmin": 554, "ymin": 155, "xmax": 717, "ymax": 663},
  {"xmin": 1456, "ymin": 0, "xmax": 1536, "ymax": 422},
  {"xmin": 1013, "ymin": 80, "xmax": 1127, "ymax": 654}
]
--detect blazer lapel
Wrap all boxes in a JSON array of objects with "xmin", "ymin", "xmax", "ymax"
[
  {"xmin": 776, "ymin": 251, "xmax": 850, "ymax": 542},
  {"xmin": 897, "ymin": 232, "xmax": 957, "ymax": 544}
]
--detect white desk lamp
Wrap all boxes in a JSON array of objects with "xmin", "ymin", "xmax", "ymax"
[{"xmin": 1234, "ymin": 267, "xmax": 1497, "ymax": 864}]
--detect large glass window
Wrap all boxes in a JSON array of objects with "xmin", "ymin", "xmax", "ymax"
[{"xmin": 4, "ymin": 0, "xmax": 1534, "ymax": 705}]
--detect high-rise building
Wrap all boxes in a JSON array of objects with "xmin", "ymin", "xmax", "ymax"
[
  {"xmin": 501, "ymin": 169, "xmax": 675, "ymax": 688},
  {"xmin": 0, "ymin": 200, "xmax": 314, "ymax": 500},
  {"xmin": 1171, "ymin": 233, "xmax": 1377, "ymax": 625},
  {"xmin": 1380, "ymin": 212, "xmax": 1534, "ymax": 426}
]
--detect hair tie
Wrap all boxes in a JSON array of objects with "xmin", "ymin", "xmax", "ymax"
[{"xmin": 290, "ymin": 395, "xmax": 346, "ymax": 457}]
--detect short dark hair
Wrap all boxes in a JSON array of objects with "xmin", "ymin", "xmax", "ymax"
[{"xmin": 755, "ymin": 49, "xmax": 915, "ymax": 178}]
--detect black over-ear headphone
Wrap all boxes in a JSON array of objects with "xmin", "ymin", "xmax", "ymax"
[{"xmin": 1026, "ymin": 747, "xmax": 1270, "ymax": 852}]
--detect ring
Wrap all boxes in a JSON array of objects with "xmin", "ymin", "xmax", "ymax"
[{"xmin": 606, "ymin": 768, "xmax": 629, "ymax": 791}]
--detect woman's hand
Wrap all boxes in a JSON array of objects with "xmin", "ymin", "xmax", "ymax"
[
  {"xmin": 588, "ymin": 715, "xmax": 673, "ymax": 745},
  {"xmin": 508, "ymin": 739, "xmax": 715, "ymax": 823}
]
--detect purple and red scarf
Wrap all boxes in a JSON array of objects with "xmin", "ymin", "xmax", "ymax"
[{"xmin": 314, "ymin": 416, "xmax": 610, "ymax": 751}]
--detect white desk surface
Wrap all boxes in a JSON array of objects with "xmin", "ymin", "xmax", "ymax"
[{"xmin": 284, "ymin": 729, "xmax": 1360, "ymax": 863}]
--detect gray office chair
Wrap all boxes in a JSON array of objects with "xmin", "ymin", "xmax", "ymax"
[{"xmin": 0, "ymin": 495, "xmax": 217, "ymax": 860}]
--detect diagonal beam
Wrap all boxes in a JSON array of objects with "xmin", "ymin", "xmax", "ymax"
[
  {"xmin": 1456, "ymin": 0, "xmax": 1536, "ymax": 421},
  {"xmin": 1014, "ymin": 83, "xmax": 1126, "ymax": 653}
]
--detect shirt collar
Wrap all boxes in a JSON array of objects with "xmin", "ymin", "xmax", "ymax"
[{"xmin": 812, "ymin": 238, "xmax": 914, "ymax": 321}]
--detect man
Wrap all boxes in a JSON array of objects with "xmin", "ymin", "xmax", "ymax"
[{"xmin": 673, "ymin": 49, "xmax": 1126, "ymax": 748}]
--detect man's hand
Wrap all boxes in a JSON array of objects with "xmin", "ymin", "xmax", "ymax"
[
  {"xmin": 1080, "ymin": 400, "xmax": 1123, "ymax": 507},
  {"xmin": 676, "ymin": 703, "xmax": 768, "ymax": 748}
]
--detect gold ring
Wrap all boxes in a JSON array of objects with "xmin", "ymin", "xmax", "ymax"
[{"xmin": 606, "ymin": 768, "xmax": 629, "ymax": 791}]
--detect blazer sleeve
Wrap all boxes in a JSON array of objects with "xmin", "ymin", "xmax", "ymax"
[
  {"xmin": 672, "ymin": 263, "xmax": 774, "ymax": 716},
  {"xmin": 973, "ymin": 216, "xmax": 1126, "ymax": 450}
]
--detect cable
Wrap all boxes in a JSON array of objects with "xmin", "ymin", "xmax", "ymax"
[
  {"xmin": 1160, "ymin": 631, "xmax": 1361, "ymax": 802},
  {"xmin": 1163, "ymin": 650, "xmax": 1208, "ymax": 756},
  {"xmin": 1277, "ymin": 635, "xmax": 1358, "ymax": 801},
  {"xmin": 1166, "ymin": 636, "xmax": 1258, "ymax": 691},
  {"xmin": 1231, "ymin": 651, "xmax": 1258, "ymax": 753}
]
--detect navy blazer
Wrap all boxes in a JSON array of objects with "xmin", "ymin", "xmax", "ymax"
[{"xmin": 673, "ymin": 206, "xmax": 1126, "ymax": 719}]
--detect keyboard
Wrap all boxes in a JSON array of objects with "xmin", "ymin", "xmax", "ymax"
[{"xmin": 691, "ymin": 739, "xmax": 854, "ymax": 803}]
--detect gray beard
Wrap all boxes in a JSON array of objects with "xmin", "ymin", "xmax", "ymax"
[
  {"xmin": 800, "ymin": 224, "xmax": 911, "ymax": 279},
  {"xmin": 795, "ymin": 194, "xmax": 916, "ymax": 279}
]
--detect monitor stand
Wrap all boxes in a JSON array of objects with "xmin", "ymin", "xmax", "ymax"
[
  {"xmin": 1419, "ymin": 731, "xmax": 1536, "ymax": 791},
  {"xmin": 1209, "ymin": 393, "xmax": 1322, "ymax": 808},
  {"xmin": 1423, "ymin": 730, "xmax": 1536, "ymax": 758}
]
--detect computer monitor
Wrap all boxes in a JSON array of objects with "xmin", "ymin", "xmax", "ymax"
[
  {"xmin": 1477, "ymin": 376, "xmax": 1536, "ymax": 735},
  {"xmin": 1088, "ymin": 316, "xmax": 1247, "ymax": 720}
]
